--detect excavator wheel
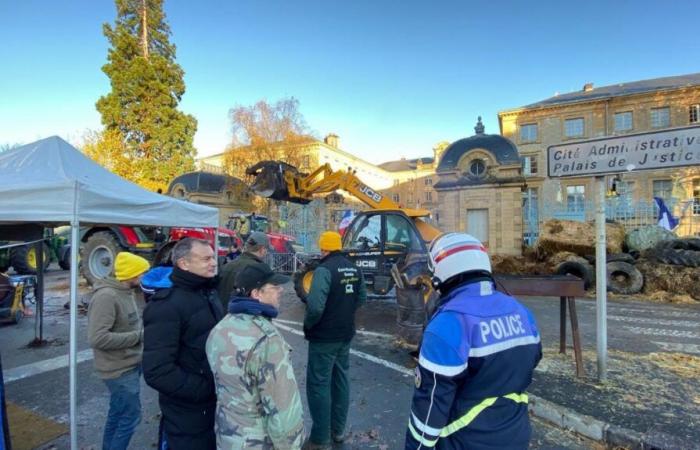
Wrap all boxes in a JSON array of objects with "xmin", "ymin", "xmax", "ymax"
[{"xmin": 293, "ymin": 259, "xmax": 320, "ymax": 301}]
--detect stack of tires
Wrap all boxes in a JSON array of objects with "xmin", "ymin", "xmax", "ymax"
[
  {"xmin": 554, "ymin": 252, "xmax": 644, "ymax": 295},
  {"xmin": 644, "ymin": 238, "xmax": 700, "ymax": 268}
]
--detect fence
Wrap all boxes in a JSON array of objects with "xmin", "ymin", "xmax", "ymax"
[{"xmin": 265, "ymin": 252, "xmax": 320, "ymax": 274}]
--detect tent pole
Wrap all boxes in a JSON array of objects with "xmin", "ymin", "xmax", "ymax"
[{"xmin": 69, "ymin": 221, "xmax": 79, "ymax": 450}]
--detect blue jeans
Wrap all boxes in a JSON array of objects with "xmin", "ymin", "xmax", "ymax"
[{"xmin": 102, "ymin": 367, "xmax": 141, "ymax": 450}]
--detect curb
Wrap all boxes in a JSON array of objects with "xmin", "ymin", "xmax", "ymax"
[{"xmin": 529, "ymin": 394, "xmax": 699, "ymax": 450}]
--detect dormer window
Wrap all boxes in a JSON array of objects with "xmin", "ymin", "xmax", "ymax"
[{"xmin": 469, "ymin": 159, "xmax": 486, "ymax": 177}]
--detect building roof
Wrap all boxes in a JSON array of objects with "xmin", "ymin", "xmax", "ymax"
[
  {"xmin": 378, "ymin": 157, "xmax": 434, "ymax": 172},
  {"xmin": 437, "ymin": 118, "xmax": 520, "ymax": 171},
  {"xmin": 168, "ymin": 171, "xmax": 248, "ymax": 194},
  {"xmin": 503, "ymin": 73, "xmax": 700, "ymax": 112}
]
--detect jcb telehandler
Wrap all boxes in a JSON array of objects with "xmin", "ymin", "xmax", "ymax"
[{"xmin": 246, "ymin": 161, "xmax": 441, "ymax": 342}]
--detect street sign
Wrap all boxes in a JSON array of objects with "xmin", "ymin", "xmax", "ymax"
[{"xmin": 547, "ymin": 125, "xmax": 700, "ymax": 178}]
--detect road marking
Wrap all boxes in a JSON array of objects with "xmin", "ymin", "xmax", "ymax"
[
  {"xmin": 3, "ymin": 349, "xmax": 94, "ymax": 383},
  {"xmin": 606, "ymin": 307, "xmax": 700, "ymax": 319},
  {"xmin": 274, "ymin": 318, "xmax": 396, "ymax": 339},
  {"xmin": 652, "ymin": 341, "xmax": 700, "ymax": 355},
  {"xmin": 608, "ymin": 315, "xmax": 699, "ymax": 328},
  {"xmin": 621, "ymin": 326, "xmax": 700, "ymax": 339},
  {"xmin": 274, "ymin": 322, "xmax": 412, "ymax": 377}
]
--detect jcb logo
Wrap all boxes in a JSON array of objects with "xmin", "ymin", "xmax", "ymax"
[
  {"xmin": 356, "ymin": 260, "xmax": 376, "ymax": 268},
  {"xmin": 359, "ymin": 185, "xmax": 382, "ymax": 203}
]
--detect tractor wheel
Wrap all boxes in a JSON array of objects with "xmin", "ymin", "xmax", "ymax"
[
  {"xmin": 607, "ymin": 253, "xmax": 636, "ymax": 265},
  {"xmin": 293, "ymin": 259, "xmax": 320, "ymax": 301},
  {"xmin": 555, "ymin": 260, "xmax": 594, "ymax": 290},
  {"xmin": 81, "ymin": 232, "xmax": 122, "ymax": 285},
  {"xmin": 647, "ymin": 248, "xmax": 700, "ymax": 268},
  {"xmin": 10, "ymin": 243, "xmax": 51, "ymax": 275},
  {"xmin": 606, "ymin": 261, "xmax": 643, "ymax": 295},
  {"xmin": 154, "ymin": 242, "xmax": 176, "ymax": 267},
  {"xmin": 58, "ymin": 244, "xmax": 71, "ymax": 270}
]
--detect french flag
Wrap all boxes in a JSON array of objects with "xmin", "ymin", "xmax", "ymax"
[
  {"xmin": 654, "ymin": 197, "xmax": 679, "ymax": 231},
  {"xmin": 338, "ymin": 209, "xmax": 355, "ymax": 236}
]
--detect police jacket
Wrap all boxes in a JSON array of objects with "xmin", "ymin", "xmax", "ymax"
[
  {"xmin": 303, "ymin": 251, "xmax": 367, "ymax": 343},
  {"xmin": 143, "ymin": 266, "xmax": 224, "ymax": 440},
  {"xmin": 405, "ymin": 280, "xmax": 542, "ymax": 450}
]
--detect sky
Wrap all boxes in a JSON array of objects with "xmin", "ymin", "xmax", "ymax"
[{"xmin": 1, "ymin": 0, "xmax": 699, "ymax": 165}]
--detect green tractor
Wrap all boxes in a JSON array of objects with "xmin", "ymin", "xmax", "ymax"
[{"xmin": 0, "ymin": 227, "xmax": 71, "ymax": 274}]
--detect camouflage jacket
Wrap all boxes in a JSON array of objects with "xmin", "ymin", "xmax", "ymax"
[{"xmin": 206, "ymin": 299, "xmax": 304, "ymax": 449}]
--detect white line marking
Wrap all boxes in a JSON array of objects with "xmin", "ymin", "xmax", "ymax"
[
  {"xmin": 608, "ymin": 315, "xmax": 699, "ymax": 328},
  {"xmin": 3, "ymin": 349, "xmax": 94, "ymax": 383},
  {"xmin": 621, "ymin": 326, "xmax": 700, "ymax": 339},
  {"xmin": 606, "ymin": 307, "xmax": 700, "ymax": 319},
  {"xmin": 274, "ymin": 318, "xmax": 396, "ymax": 339},
  {"xmin": 652, "ymin": 341, "xmax": 700, "ymax": 355},
  {"xmin": 274, "ymin": 322, "xmax": 412, "ymax": 377}
]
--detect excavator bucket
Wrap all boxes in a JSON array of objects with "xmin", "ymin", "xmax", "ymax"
[{"xmin": 245, "ymin": 161, "xmax": 311, "ymax": 204}]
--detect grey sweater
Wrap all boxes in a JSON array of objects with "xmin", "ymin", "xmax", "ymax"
[{"xmin": 87, "ymin": 278, "xmax": 142, "ymax": 379}]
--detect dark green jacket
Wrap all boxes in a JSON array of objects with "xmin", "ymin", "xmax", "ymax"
[
  {"xmin": 304, "ymin": 252, "xmax": 367, "ymax": 342},
  {"xmin": 217, "ymin": 252, "xmax": 266, "ymax": 310}
]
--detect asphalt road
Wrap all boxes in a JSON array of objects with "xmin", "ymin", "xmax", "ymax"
[{"xmin": 5, "ymin": 267, "xmax": 699, "ymax": 448}]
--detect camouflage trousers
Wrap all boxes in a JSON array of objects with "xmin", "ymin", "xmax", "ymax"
[{"xmin": 306, "ymin": 340, "xmax": 351, "ymax": 445}]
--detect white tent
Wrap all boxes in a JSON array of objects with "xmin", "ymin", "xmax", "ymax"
[{"xmin": 0, "ymin": 136, "xmax": 219, "ymax": 449}]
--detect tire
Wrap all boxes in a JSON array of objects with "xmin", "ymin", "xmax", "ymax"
[
  {"xmin": 647, "ymin": 248, "xmax": 700, "ymax": 268},
  {"xmin": 58, "ymin": 244, "xmax": 71, "ymax": 270},
  {"xmin": 293, "ymin": 259, "xmax": 320, "ymax": 301},
  {"xmin": 656, "ymin": 238, "xmax": 700, "ymax": 252},
  {"xmin": 606, "ymin": 261, "xmax": 643, "ymax": 295},
  {"xmin": 10, "ymin": 243, "xmax": 51, "ymax": 275},
  {"xmin": 607, "ymin": 253, "xmax": 636, "ymax": 264},
  {"xmin": 153, "ymin": 242, "xmax": 176, "ymax": 267},
  {"xmin": 80, "ymin": 231, "xmax": 122, "ymax": 285},
  {"xmin": 555, "ymin": 261, "xmax": 595, "ymax": 290}
]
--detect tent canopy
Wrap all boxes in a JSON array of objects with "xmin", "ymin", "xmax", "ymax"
[{"xmin": 0, "ymin": 136, "xmax": 218, "ymax": 227}]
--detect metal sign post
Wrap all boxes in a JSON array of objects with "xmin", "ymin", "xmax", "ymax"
[
  {"xmin": 547, "ymin": 125, "xmax": 700, "ymax": 381},
  {"xmin": 594, "ymin": 177, "xmax": 607, "ymax": 380}
]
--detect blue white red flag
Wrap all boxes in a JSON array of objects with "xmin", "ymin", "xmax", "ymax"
[{"xmin": 338, "ymin": 209, "xmax": 355, "ymax": 235}]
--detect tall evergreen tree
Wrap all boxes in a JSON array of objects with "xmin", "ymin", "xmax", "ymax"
[{"xmin": 96, "ymin": 0, "xmax": 196, "ymax": 191}]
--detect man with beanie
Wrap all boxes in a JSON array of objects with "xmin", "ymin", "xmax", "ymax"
[
  {"xmin": 206, "ymin": 262, "xmax": 304, "ymax": 449},
  {"xmin": 218, "ymin": 231, "xmax": 271, "ymax": 310},
  {"xmin": 88, "ymin": 251, "xmax": 150, "ymax": 450},
  {"xmin": 143, "ymin": 238, "xmax": 224, "ymax": 450},
  {"xmin": 303, "ymin": 231, "xmax": 366, "ymax": 450}
]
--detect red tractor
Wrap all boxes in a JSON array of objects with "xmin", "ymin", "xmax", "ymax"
[
  {"xmin": 153, "ymin": 227, "xmax": 241, "ymax": 266},
  {"xmin": 227, "ymin": 212, "xmax": 302, "ymax": 254}
]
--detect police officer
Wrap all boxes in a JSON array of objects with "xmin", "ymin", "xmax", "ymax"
[
  {"xmin": 405, "ymin": 233, "xmax": 542, "ymax": 450},
  {"xmin": 303, "ymin": 231, "xmax": 366, "ymax": 450}
]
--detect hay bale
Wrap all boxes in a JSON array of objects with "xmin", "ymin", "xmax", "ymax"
[
  {"xmin": 535, "ymin": 219, "xmax": 626, "ymax": 257},
  {"xmin": 549, "ymin": 251, "xmax": 589, "ymax": 267},
  {"xmin": 491, "ymin": 255, "xmax": 551, "ymax": 276},
  {"xmin": 626, "ymin": 225, "xmax": 676, "ymax": 252},
  {"xmin": 637, "ymin": 258, "xmax": 700, "ymax": 301}
]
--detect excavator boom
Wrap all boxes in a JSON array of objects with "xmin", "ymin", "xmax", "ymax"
[{"xmin": 246, "ymin": 160, "xmax": 431, "ymax": 218}]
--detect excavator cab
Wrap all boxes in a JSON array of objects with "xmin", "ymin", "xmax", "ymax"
[{"xmin": 342, "ymin": 210, "xmax": 429, "ymax": 295}]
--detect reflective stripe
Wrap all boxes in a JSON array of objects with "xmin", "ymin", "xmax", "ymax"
[
  {"xmin": 468, "ymin": 335, "xmax": 541, "ymax": 358},
  {"xmin": 411, "ymin": 411, "xmax": 443, "ymax": 436},
  {"xmin": 408, "ymin": 420, "xmax": 439, "ymax": 447},
  {"xmin": 418, "ymin": 354, "xmax": 468, "ymax": 377},
  {"xmin": 441, "ymin": 392, "xmax": 528, "ymax": 437}
]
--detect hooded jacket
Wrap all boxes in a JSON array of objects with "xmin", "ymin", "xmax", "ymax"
[{"xmin": 87, "ymin": 278, "xmax": 142, "ymax": 379}]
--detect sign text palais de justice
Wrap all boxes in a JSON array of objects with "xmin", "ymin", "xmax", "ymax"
[{"xmin": 547, "ymin": 126, "xmax": 700, "ymax": 178}]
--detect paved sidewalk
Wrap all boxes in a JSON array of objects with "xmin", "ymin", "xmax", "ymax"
[{"xmin": 530, "ymin": 346, "xmax": 700, "ymax": 449}]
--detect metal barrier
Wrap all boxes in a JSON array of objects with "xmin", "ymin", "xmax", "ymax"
[{"xmin": 266, "ymin": 252, "xmax": 320, "ymax": 274}]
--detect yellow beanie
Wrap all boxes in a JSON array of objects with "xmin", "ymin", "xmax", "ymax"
[
  {"xmin": 318, "ymin": 231, "xmax": 342, "ymax": 252},
  {"xmin": 114, "ymin": 252, "xmax": 150, "ymax": 281}
]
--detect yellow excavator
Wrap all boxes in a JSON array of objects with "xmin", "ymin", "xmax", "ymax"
[{"xmin": 246, "ymin": 161, "xmax": 441, "ymax": 342}]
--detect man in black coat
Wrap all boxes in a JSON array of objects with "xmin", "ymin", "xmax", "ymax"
[{"xmin": 143, "ymin": 238, "xmax": 224, "ymax": 450}]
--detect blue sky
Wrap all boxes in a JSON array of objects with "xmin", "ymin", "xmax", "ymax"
[{"xmin": 1, "ymin": 0, "xmax": 699, "ymax": 164}]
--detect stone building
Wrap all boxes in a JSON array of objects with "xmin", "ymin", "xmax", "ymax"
[{"xmin": 498, "ymin": 73, "xmax": 700, "ymax": 238}]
